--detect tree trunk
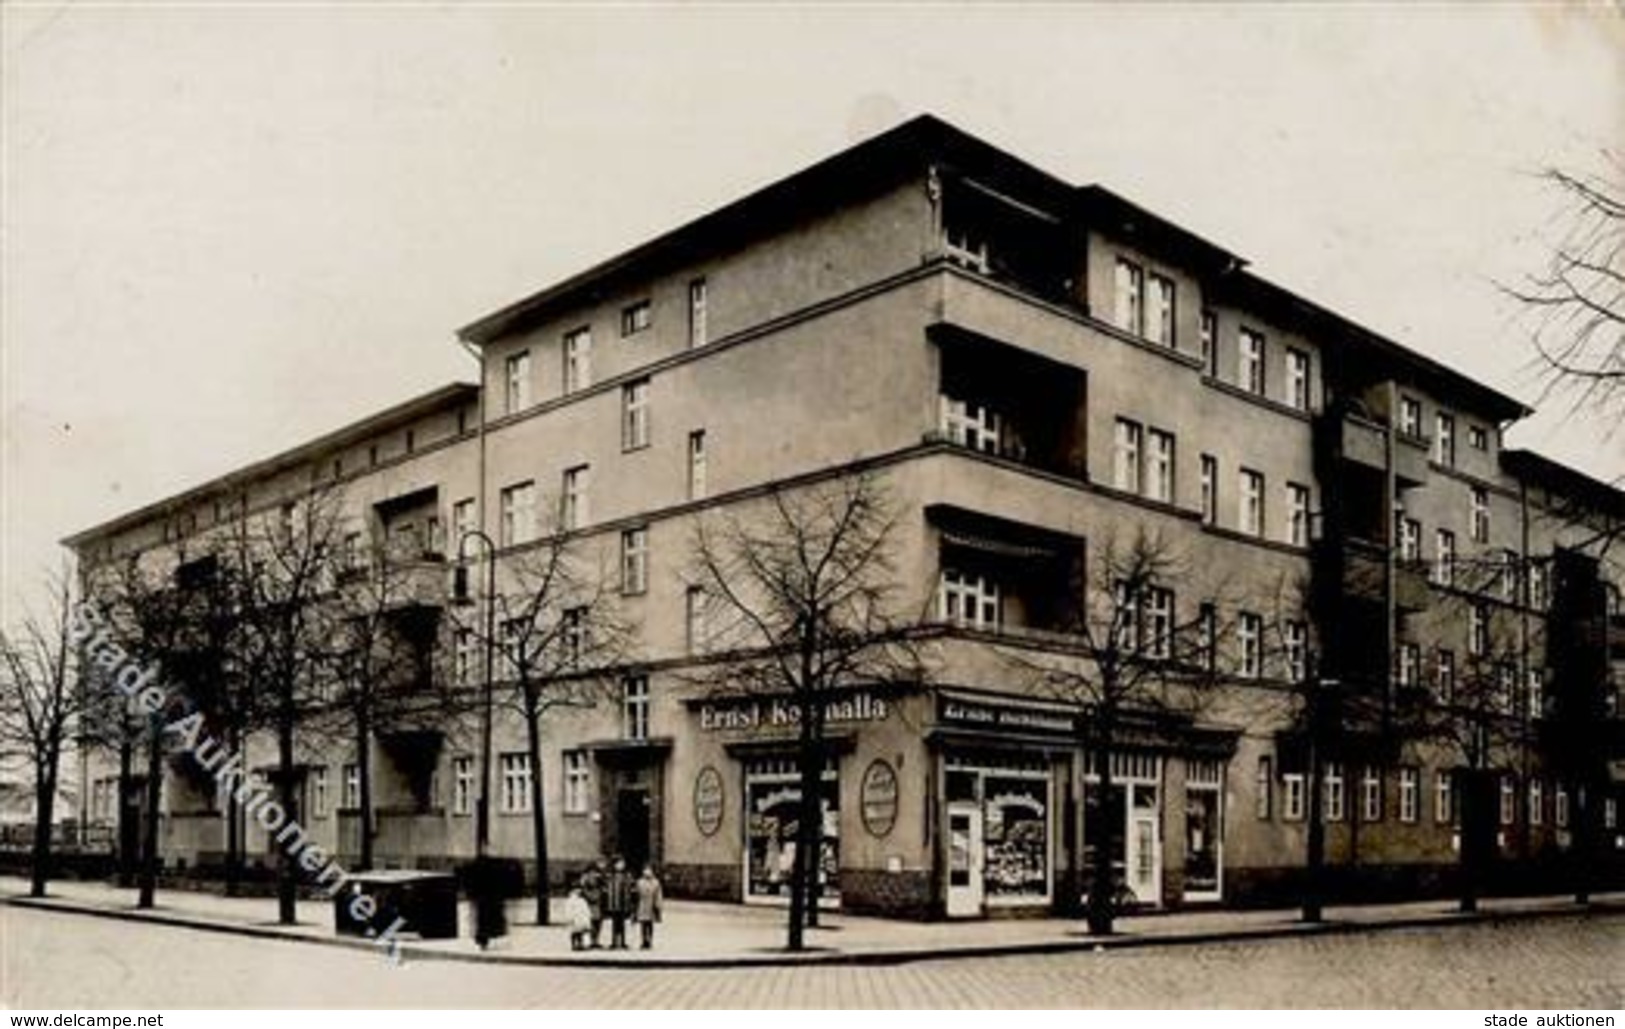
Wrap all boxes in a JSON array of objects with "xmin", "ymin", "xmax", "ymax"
[
  {"xmin": 785, "ymin": 701, "xmax": 817, "ymax": 952},
  {"xmin": 276, "ymin": 710, "xmax": 298, "ymax": 925},
  {"xmin": 525, "ymin": 695, "xmax": 551, "ymax": 926},
  {"xmin": 1458, "ymin": 770, "xmax": 1480, "ymax": 914},
  {"xmin": 117, "ymin": 738, "xmax": 135, "ymax": 888},
  {"xmin": 358, "ymin": 703, "xmax": 373, "ymax": 871},
  {"xmin": 138, "ymin": 723, "xmax": 162, "ymax": 909},
  {"xmin": 29, "ymin": 761, "xmax": 58, "ymax": 899},
  {"xmin": 224, "ymin": 722, "xmax": 242, "ymax": 898},
  {"xmin": 1573, "ymin": 779, "xmax": 1593, "ymax": 906},
  {"xmin": 1086, "ymin": 718, "xmax": 1116, "ymax": 936}
]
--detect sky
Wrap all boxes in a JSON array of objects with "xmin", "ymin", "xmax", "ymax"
[{"xmin": 3, "ymin": 3, "xmax": 1622, "ymax": 621}]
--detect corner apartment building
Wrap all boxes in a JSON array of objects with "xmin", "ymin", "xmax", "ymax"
[{"xmin": 64, "ymin": 116, "xmax": 1625, "ymax": 919}]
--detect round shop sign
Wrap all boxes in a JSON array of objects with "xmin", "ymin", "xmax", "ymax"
[
  {"xmin": 693, "ymin": 765, "xmax": 725, "ymax": 837},
  {"xmin": 860, "ymin": 759, "xmax": 899, "ymax": 838}
]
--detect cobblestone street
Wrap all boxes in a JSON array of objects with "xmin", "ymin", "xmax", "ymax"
[{"xmin": 5, "ymin": 904, "xmax": 1620, "ymax": 1008}]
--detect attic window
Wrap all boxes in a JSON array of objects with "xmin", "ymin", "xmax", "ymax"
[{"xmin": 621, "ymin": 300, "xmax": 651, "ymax": 337}]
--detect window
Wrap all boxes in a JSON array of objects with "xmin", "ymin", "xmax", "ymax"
[
  {"xmin": 940, "ymin": 570, "xmax": 1002, "ymax": 630},
  {"xmin": 1399, "ymin": 767, "xmax": 1419, "ymax": 822},
  {"xmin": 1362, "ymin": 766, "xmax": 1383, "ymax": 822},
  {"xmin": 312, "ymin": 767, "xmax": 329, "ymax": 818},
  {"xmin": 1526, "ymin": 669, "xmax": 1544, "ymax": 720},
  {"xmin": 1528, "ymin": 779, "xmax": 1544, "ymax": 827},
  {"xmin": 500, "ymin": 617, "xmax": 524, "ymax": 678},
  {"xmin": 620, "ymin": 299, "xmax": 651, "ymax": 337},
  {"xmin": 1255, "ymin": 756, "xmax": 1273, "ymax": 819},
  {"xmin": 1497, "ymin": 548, "xmax": 1519, "ymax": 603},
  {"xmin": 1144, "ymin": 586, "xmax": 1175, "ymax": 659},
  {"xmin": 1397, "ymin": 642, "xmax": 1420, "ymax": 689},
  {"xmin": 1200, "ymin": 454, "xmax": 1218, "ymax": 525},
  {"xmin": 1399, "ymin": 396, "xmax": 1422, "ymax": 439},
  {"xmin": 563, "ymin": 751, "xmax": 591, "ymax": 814},
  {"xmin": 1146, "ymin": 428, "xmax": 1175, "ymax": 503},
  {"xmin": 561, "ymin": 607, "xmax": 588, "ymax": 668},
  {"xmin": 1282, "ymin": 772, "xmax": 1306, "ymax": 821},
  {"xmin": 1607, "ymin": 798, "xmax": 1618, "ymax": 831},
  {"xmin": 342, "ymin": 763, "xmax": 360, "ymax": 810},
  {"xmin": 1113, "ymin": 258, "xmax": 1144, "ymax": 335},
  {"xmin": 1113, "ymin": 419, "xmax": 1143, "ymax": 494},
  {"xmin": 499, "ymin": 481, "xmax": 536, "ymax": 547},
  {"xmin": 623, "ymin": 675, "xmax": 650, "ymax": 741},
  {"xmin": 1435, "ymin": 771, "xmax": 1455, "ymax": 824},
  {"xmin": 1285, "ymin": 621, "xmax": 1307, "ymax": 682},
  {"xmin": 1435, "ymin": 529, "xmax": 1457, "ymax": 586},
  {"xmin": 685, "ymin": 585, "xmax": 711, "ymax": 653},
  {"xmin": 1470, "ymin": 487, "xmax": 1490, "ymax": 543},
  {"xmin": 1254, "ymin": 751, "xmax": 1267, "ymax": 816},
  {"xmin": 454, "ymin": 628, "xmax": 475, "ymax": 687},
  {"xmin": 452, "ymin": 756, "xmax": 474, "ymax": 816},
  {"xmin": 1238, "ymin": 611, "xmax": 1262, "ymax": 679},
  {"xmin": 1198, "ymin": 603, "xmax": 1218, "ymax": 671},
  {"xmin": 562, "ymin": 465, "xmax": 590, "ymax": 530},
  {"xmin": 1287, "ymin": 483, "xmax": 1310, "ymax": 546},
  {"xmin": 1435, "ymin": 412, "xmax": 1456, "ymax": 466},
  {"xmin": 1529, "ymin": 561, "xmax": 1549, "ymax": 609},
  {"xmin": 1400, "ymin": 518, "xmax": 1421, "ymax": 563},
  {"xmin": 1556, "ymin": 785, "xmax": 1569, "ymax": 829},
  {"xmin": 940, "ymin": 396, "xmax": 1007, "ymax": 454},
  {"xmin": 622, "ymin": 379, "xmax": 651, "ymax": 450},
  {"xmin": 1148, "ymin": 272, "xmax": 1176, "ymax": 346},
  {"xmin": 1498, "ymin": 663, "xmax": 1517, "ymax": 715},
  {"xmin": 1324, "ymin": 763, "xmax": 1345, "ymax": 822},
  {"xmin": 500, "ymin": 753, "xmax": 533, "ymax": 814},
  {"xmin": 687, "ymin": 430, "xmax": 708, "ymax": 500},
  {"xmin": 563, "ymin": 327, "xmax": 592, "ymax": 394},
  {"xmin": 1286, "ymin": 348, "xmax": 1309, "ymax": 411},
  {"xmin": 1239, "ymin": 327, "xmax": 1265, "ymax": 395},
  {"xmin": 1435, "ymin": 649, "xmax": 1456, "ymax": 703},
  {"xmin": 1500, "ymin": 775, "xmax": 1516, "ymax": 826},
  {"xmin": 1239, "ymin": 469, "xmax": 1265, "ymax": 537},
  {"xmin": 1469, "ymin": 603, "xmax": 1490, "ymax": 657},
  {"xmin": 452, "ymin": 498, "xmax": 476, "ymax": 543},
  {"xmin": 688, "ymin": 278, "xmax": 708, "ymax": 347},
  {"xmin": 620, "ymin": 527, "xmax": 649, "ymax": 595},
  {"xmin": 1468, "ymin": 424, "xmax": 1488, "ymax": 451},
  {"xmin": 1200, "ymin": 309, "xmax": 1218, "ymax": 375},
  {"xmin": 504, "ymin": 350, "xmax": 532, "ymax": 414}
]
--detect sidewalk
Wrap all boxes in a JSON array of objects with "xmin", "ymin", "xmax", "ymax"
[{"xmin": 4, "ymin": 875, "xmax": 1620, "ymax": 968}]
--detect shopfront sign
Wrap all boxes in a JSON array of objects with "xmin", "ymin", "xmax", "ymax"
[
  {"xmin": 693, "ymin": 765, "xmax": 725, "ymax": 837},
  {"xmin": 860, "ymin": 759, "xmax": 899, "ymax": 837},
  {"xmin": 697, "ymin": 691, "xmax": 889, "ymax": 732},
  {"xmin": 938, "ymin": 695, "xmax": 1078, "ymax": 738}
]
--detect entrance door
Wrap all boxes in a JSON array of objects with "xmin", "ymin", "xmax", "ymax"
[
  {"xmin": 1125, "ymin": 787, "xmax": 1161, "ymax": 905},
  {"xmin": 616, "ymin": 789, "xmax": 651, "ymax": 870},
  {"xmin": 945, "ymin": 802, "xmax": 984, "ymax": 917}
]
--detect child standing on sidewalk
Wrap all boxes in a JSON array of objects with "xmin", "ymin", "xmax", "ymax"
[
  {"xmin": 564, "ymin": 883, "xmax": 593, "ymax": 952},
  {"xmin": 634, "ymin": 864, "xmax": 664, "ymax": 950}
]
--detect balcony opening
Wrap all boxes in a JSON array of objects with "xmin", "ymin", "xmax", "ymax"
[
  {"xmin": 939, "ymin": 175, "xmax": 1074, "ymax": 304},
  {"xmin": 931, "ymin": 326, "xmax": 1088, "ymax": 480},
  {"xmin": 929, "ymin": 505, "xmax": 1085, "ymax": 641}
]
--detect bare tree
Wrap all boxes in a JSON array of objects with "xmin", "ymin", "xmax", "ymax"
[
  {"xmin": 0, "ymin": 574, "xmax": 83, "ymax": 898},
  {"xmin": 687, "ymin": 472, "xmax": 922, "ymax": 951},
  {"xmin": 1004, "ymin": 527, "xmax": 1235, "ymax": 935}
]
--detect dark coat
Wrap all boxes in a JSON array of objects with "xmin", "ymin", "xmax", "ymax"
[
  {"xmin": 604, "ymin": 868, "xmax": 635, "ymax": 916},
  {"xmin": 578, "ymin": 867, "xmax": 606, "ymax": 918}
]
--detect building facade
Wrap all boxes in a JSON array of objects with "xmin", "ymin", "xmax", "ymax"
[{"xmin": 64, "ymin": 117, "xmax": 1625, "ymax": 919}]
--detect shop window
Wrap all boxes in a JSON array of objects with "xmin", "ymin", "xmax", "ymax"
[
  {"xmin": 1185, "ymin": 760, "xmax": 1224, "ymax": 898},
  {"xmin": 947, "ymin": 755, "xmax": 1053, "ymax": 906},
  {"xmin": 745, "ymin": 758, "xmax": 839, "ymax": 903}
]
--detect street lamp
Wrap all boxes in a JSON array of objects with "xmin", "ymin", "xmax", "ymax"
[{"xmin": 453, "ymin": 529, "xmax": 498, "ymax": 860}]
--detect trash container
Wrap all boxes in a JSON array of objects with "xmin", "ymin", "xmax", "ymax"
[{"xmin": 334, "ymin": 870, "xmax": 459, "ymax": 940}]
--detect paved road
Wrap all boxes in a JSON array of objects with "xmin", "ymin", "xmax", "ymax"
[{"xmin": 3, "ymin": 904, "xmax": 1620, "ymax": 1008}]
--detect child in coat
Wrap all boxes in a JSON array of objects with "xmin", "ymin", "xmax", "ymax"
[{"xmin": 564, "ymin": 884, "xmax": 593, "ymax": 952}]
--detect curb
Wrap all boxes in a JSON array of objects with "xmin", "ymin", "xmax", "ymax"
[{"xmin": 7, "ymin": 894, "xmax": 1622, "ymax": 970}]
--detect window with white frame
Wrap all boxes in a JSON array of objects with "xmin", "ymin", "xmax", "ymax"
[
  {"xmin": 563, "ymin": 750, "xmax": 591, "ymax": 814},
  {"xmin": 1200, "ymin": 454, "xmax": 1218, "ymax": 525},
  {"xmin": 940, "ymin": 570, "xmax": 1002, "ymax": 630},
  {"xmin": 500, "ymin": 753, "xmax": 533, "ymax": 814},
  {"xmin": 1470, "ymin": 487, "xmax": 1489, "ymax": 542},
  {"xmin": 505, "ymin": 350, "xmax": 532, "ymax": 415},
  {"xmin": 562, "ymin": 465, "xmax": 590, "ymax": 530},
  {"xmin": 1556, "ymin": 784, "xmax": 1569, "ymax": 829},
  {"xmin": 1397, "ymin": 642, "xmax": 1420, "ymax": 689},
  {"xmin": 620, "ymin": 299, "xmax": 651, "ymax": 337},
  {"xmin": 1287, "ymin": 483, "xmax": 1310, "ymax": 546},
  {"xmin": 1435, "ymin": 412, "xmax": 1456, "ymax": 466},
  {"xmin": 1435, "ymin": 770, "xmax": 1454, "ymax": 824},
  {"xmin": 1198, "ymin": 603, "xmax": 1218, "ymax": 672},
  {"xmin": 342, "ymin": 763, "xmax": 360, "ymax": 810},
  {"xmin": 1256, "ymin": 755, "xmax": 1272, "ymax": 819},
  {"xmin": 1607, "ymin": 798, "xmax": 1618, "ymax": 830},
  {"xmin": 1148, "ymin": 272, "xmax": 1176, "ymax": 347},
  {"xmin": 1113, "ymin": 418, "xmax": 1143, "ymax": 494},
  {"xmin": 688, "ymin": 278, "xmax": 709, "ymax": 348},
  {"xmin": 1200, "ymin": 309, "xmax": 1218, "ymax": 376},
  {"xmin": 1283, "ymin": 772, "xmax": 1305, "ymax": 821},
  {"xmin": 452, "ymin": 497, "xmax": 476, "ymax": 543},
  {"xmin": 620, "ymin": 527, "xmax": 648, "ymax": 595},
  {"xmin": 312, "ymin": 767, "xmax": 329, "ymax": 818},
  {"xmin": 1238, "ymin": 611, "xmax": 1262, "ymax": 679},
  {"xmin": 1113, "ymin": 258, "xmax": 1144, "ymax": 335},
  {"xmin": 1146, "ymin": 428, "xmax": 1175, "ymax": 503},
  {"xmin": 1528, "ymin": 779, "xmax": 1544, "ymax": 827},
  {"xmin": 454, "ymin": 627, "xmax": 475, "ymax": 687},
  {"xmin": 501, "ymin": 617, "xmax": 525, "ymax": 679},
  {"xmin": 451, "ymin": 756, "xmax": 473, "ymax": 816},
  {"xmin": 1286, "ymin": 348, "xmax": 1310, "ymax": 411},
  {"xmin": 1526, "ymin": 669, "xmax": 1544, "ymax": 720},
  {"xmin": 1435, "ymin": 649, "xmax": 1456, "ymax": 703},
  {"xmin": 1469, "ymin": 603, "xmax": 1489, "ymax": 656},
  {"xmin": 1468, "ymin": 424, "xmax": 1488, "ymax": 451},
  {"xmin": 499, "ymin": 481, "xmax": 535, "ymax": 547},
  {"xmin": 685, "ymin": 585, "xmax": 711, "ymax": 653},
  {"xmin": 1285, "ymin": 620, "xmax": 1307, "ymax": 682},
  {"xmin": 1500, "ymin": 775, "xmax": 1516, "ymax": 825},
  {"xmin": 1435, "ymin": 528, "xmax": 1457, "ymax": 586},
  {"xmin": 1498, "ymin": 663, "xmax": 1517, "ymax": 715},
  {"xmin": 1324, "ymin": 763, "xmax": 1345, "ymax": 822},
  {"xmin": 563, "ymin": 327, "xmax": 592, "ymax": 394},
  {"xmin": 1399, "ymin": 767, "xmax": 1419, "ymax": 822},
  {"xmin": 1362, "ymin": 766, "xmax": 1383, "ymax": 822},
  {"xmin": 1400, "ymin": 518, "xmax": 1421, "ymax": 563},
  {"xmin": 562, "ymin": 606, "xmax": 588, "ymax": 668},
  {"xmin": 1240, "ymin": 469, "xmax": 1265, "ymax": 537},
  {"xmin": 1239, "ymin": 327, "xmax": 1266, "ymax": 395},
  {"xmin": 622, "ymin": 379, "xmax": 651, "ymax": 450},
  {"xmin": 1399, "ymin": 396, "xmax": 1422, "ymax": 438},
  {"xmin": 1529, "ymin": 561, "xmax": 1549, "ymax": 609},
  {"xmin": 1144, "ymin": 586, "xmax": 1175, "ymax": 659},
  {"xmin": 1500, "ymin": 549, "xmax": 1520, "ymax": 603},
  {"xmin": 940, "ymin": 396, "xmax": 1005, "ymax": 454},
  {"xmin": 623, "ymin": 675, "xmax": 650, "ymax": 741},
  {"xmin": 687, "ymin": 430, "xmax": 708, "ymax": 500}
]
